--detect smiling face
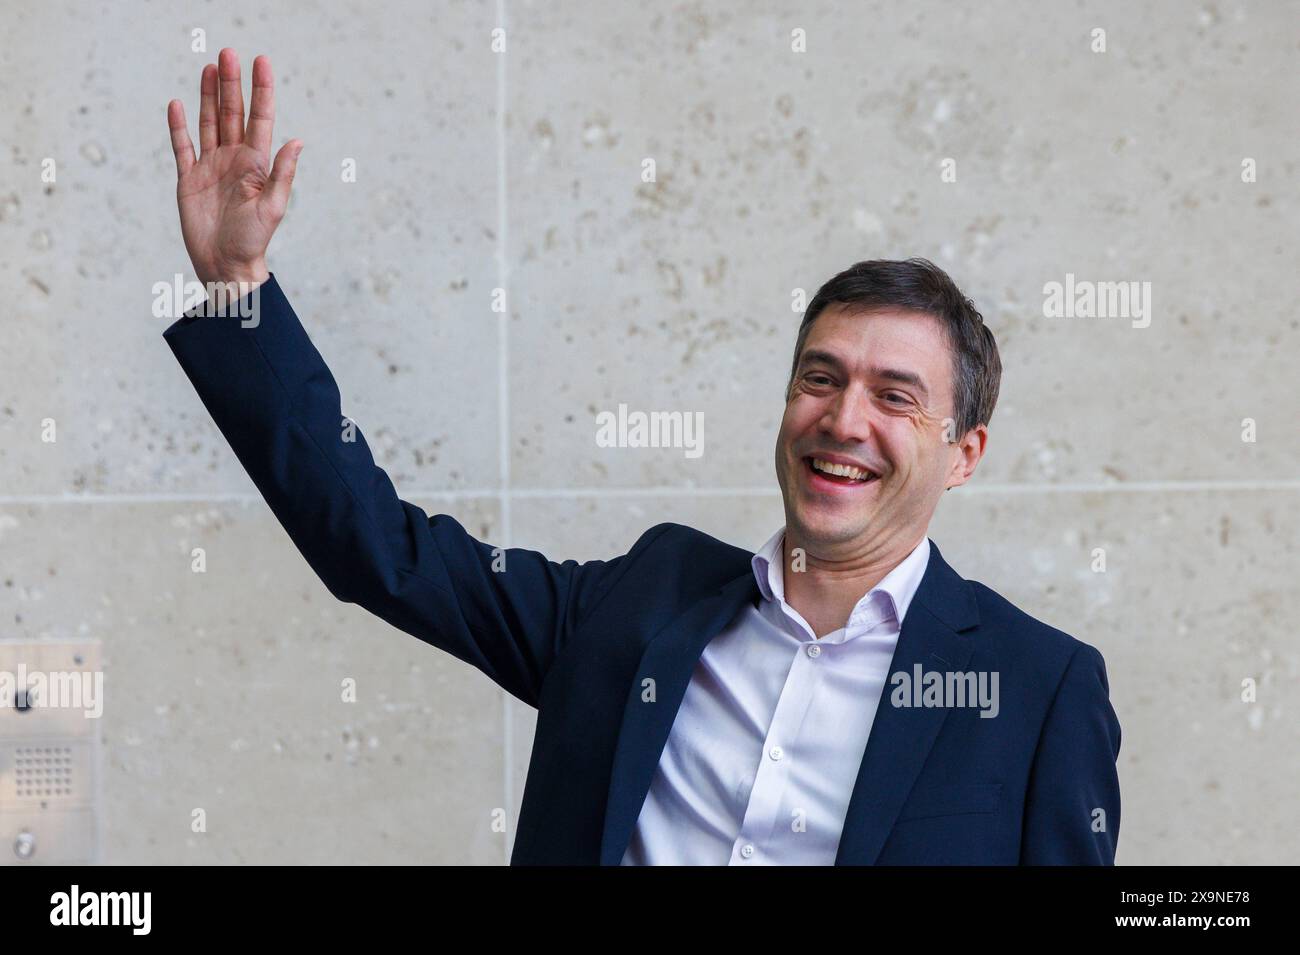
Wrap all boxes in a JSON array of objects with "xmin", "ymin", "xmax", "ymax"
[{"xmin": 775, "ymin": 304, "xmax": 987, "ymax": 561}]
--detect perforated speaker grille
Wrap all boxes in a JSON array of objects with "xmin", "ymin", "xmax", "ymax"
[{"xmin": 14, "ymin": 746, "xmax": 75, "ymax": 799}]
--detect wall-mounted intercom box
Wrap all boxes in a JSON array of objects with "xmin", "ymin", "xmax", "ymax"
[{"xmin": 0, "ymin": 639, "xmax": 102, "ymax": 864}]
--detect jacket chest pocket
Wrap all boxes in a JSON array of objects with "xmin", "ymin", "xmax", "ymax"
[{"xmin": 895, "ymin": 783, "xmax": 1003, "ymax": 823}]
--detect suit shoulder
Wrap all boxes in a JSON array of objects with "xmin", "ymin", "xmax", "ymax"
[
  {"xmin": 634, "ymin": 521, "xmax": 752, "ymax": 558},
  {"xmin": 630, "ymin": 522, "xmax": 755, "ymax": 580},
  {"xmin": 965, "ymin": 577, "xmax": 1106, "ymax": 669}
]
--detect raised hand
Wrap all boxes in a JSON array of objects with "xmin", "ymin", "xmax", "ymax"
[{"xmin": 166, "ymin": 49, "xmax": 302, "ymax": 288}]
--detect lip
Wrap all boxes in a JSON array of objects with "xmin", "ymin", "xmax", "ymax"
[{"xmin": 801, "ymin": 455, "xmax": 881, "ymax": 494}]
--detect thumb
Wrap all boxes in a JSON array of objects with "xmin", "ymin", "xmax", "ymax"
[{"xmin": 264, "ymin": 139, "xmax": 303, "ymax": 217}]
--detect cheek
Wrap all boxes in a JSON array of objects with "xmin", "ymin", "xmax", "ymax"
[
  {"xmin": 880, "ymin": 422, "xmax": 932, "ymax": 477},
  {"xmin": 775, "ymin": 416, "xmax": 797, "ymax": 472},
  {"xmin": 777, "ymin": 405, "xmax": 808, "ymax": 448},
  {"xmin": 875, "ymin": 422, "xmax": 909, "ymax": 461},
  {"xmin": 785, "ymin": 394, "xmax": 827, "ymax": 431}
]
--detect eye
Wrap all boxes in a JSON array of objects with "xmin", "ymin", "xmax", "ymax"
[
  {"xmin": 805, "ymin": 373, "xmax": 834, "ymax": 386},
  {"xmin": 882, "ymin": 392, "xmax": 910, "ymax": 405}
]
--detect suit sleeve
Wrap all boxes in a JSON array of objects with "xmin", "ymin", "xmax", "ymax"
[
  {"xmin": 1019, "ymin": 643, "xmax": 1122, "ymax": 864},
  {"xmin": 162, "ymin": 273, "xmax": 637, "ymax": 707}
]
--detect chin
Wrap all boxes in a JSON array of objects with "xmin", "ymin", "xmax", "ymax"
[{"xmin": 794, "ymin": 511, "xmax": 868, "ymax": 543}]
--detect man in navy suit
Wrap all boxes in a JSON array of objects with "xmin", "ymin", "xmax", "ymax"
[{"xmin": 162, "ymin": 49, "xmax": 1121, "ymax": 865}]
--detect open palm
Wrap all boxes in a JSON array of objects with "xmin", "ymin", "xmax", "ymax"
[{"xmin": 167, "ymin": 49, "xmax": 302, "ymax": 288}]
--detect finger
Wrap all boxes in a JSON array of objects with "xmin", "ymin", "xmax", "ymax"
[
  {"xmin": 264, "ymin": 139, "xmax": 303, "ymax": 215},
  {"xmin": 167, "ymin": 100, "xmax": 196, "ymax": 176},
  {"xmin": 245, "ymin": 55, "xmax": 275, "ymax": 158},
  {"xmin": 198, "ymin": 63, "xmax": 218, "ymax": 155},
  {"xmin": 217, "ymin": 48, "xmax": 245, "ymax": 146}
]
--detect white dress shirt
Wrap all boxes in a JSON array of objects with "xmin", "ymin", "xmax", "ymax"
[{"xmin": 620, "ymin": 527, "xmax": 931, "ymax": 865}]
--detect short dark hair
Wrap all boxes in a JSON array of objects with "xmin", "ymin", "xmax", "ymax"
[{"xmin": 787, "ymin": 257, "xmax": 1001, "ymax": 437}]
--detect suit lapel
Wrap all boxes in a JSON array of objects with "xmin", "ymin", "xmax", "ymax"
[
  {"xmin": 834, "ymin": 539, "xmax": 981, "ymax": 865},
  {"xmin": 599, "ymin": 570, "xmax": 759, "ymax": 866}
]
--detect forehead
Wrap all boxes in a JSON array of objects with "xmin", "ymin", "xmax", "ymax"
[{"xmin": 799, "ymin": 304, "xmax": 953, "ymax": 392}]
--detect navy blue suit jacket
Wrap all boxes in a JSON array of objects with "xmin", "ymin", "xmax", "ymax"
[{"xmin": 163, "ymin": 274, "xmax": 1122, "ymax": 865}]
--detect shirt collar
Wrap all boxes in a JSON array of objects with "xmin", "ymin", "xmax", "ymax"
[{"xmin": 751, "ymin": 527, "xmax": 932, "ymax": 631}]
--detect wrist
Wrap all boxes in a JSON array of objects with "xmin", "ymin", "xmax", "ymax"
[{"xmin": 201, "ymin": 259, "xmax": 269, "ymax": 292}]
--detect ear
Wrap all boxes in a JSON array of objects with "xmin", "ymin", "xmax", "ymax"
[{"xmin": 945, "ymin": 423, "xmax": 988, "ymax": 490}]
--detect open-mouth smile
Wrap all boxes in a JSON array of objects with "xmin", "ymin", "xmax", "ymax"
[{"xmin": 803, "ymin": 456, "xmax": 880, "ymax": 492}]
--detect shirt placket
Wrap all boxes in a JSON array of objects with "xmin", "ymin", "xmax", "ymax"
[{"xmin": 729, "ymin": 635, "xmax": 824, "ymax": 864}]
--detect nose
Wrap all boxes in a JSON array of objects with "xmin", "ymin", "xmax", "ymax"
[{"xmin": 818, "ymin": 383, "xmax": 875, "ymax": 446}]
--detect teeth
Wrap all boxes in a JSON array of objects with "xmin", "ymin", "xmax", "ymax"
[{"xmin": 811, "ymin": 458, "xmax": 874, "ymax": 481}]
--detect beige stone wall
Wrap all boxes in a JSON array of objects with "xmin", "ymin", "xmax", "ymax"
[{"xmin": 1, "ymin": 0, "xmax": 1294, "ymax": 863}]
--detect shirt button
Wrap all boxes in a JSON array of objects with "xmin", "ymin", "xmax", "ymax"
[
  {"xmin": 806, "ymin": 643, "xmax": 821, "ymax": 658},
  {"xmin": 769, "ymin": 745, "xmax": 783, "ymax": 761},
  {"xmin": 740, "ymin": 844, "xmax": 755, "ymax": 859}
]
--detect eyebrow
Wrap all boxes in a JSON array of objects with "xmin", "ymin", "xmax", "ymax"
[{"xmin": 797, "ymin": 349, "xmax": 931, "ymax": 399}]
